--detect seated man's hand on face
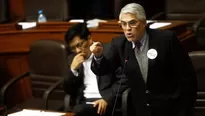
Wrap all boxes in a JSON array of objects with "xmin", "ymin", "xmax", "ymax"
[
  {"xmin": 93, "ymin": 99, "xmax": 108, "ymax": 115},
  {"xmin": 90, "ymin": 42, "xmax": 103, "ymax": 58},
  {"xmin": 71, "ymin": 53, "xmax": 86, "ymax": 70}
]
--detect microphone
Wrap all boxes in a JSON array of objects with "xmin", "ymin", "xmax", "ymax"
[{"xmin": 111, "ymin": 58, "xmax": 128, "ymax": 116}]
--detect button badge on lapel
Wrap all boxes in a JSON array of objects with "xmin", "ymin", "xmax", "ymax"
[{"xmin": 147, "ymin": 49, "xmax": 157, "ymax": 59}]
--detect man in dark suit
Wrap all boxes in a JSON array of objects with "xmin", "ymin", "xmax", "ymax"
[
  {"xmin": 90, "ymin": 3, "xmax": 197, "ymax": 116},
  {"xmin": 63, "ymin": 23, "xmax": 128, "ymax": 116}
]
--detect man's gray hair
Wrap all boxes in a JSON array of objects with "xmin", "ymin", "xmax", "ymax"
[{"xmin": 119, "ymin": 3, "xmax": 146, "ymax": 21}]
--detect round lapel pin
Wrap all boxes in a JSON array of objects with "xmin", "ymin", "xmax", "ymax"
[{"xmin": 147, "ymin": 49, "xmax": 157, "ymax": 59}]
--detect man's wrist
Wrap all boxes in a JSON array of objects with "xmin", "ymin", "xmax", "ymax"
[{"xmin": 71, "ymin": 68, "xmax": 79, "ymax": 76}]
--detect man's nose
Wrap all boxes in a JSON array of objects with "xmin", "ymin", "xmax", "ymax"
[{"xmin": 125, "ymin": 24, "xmax": 131, "ymax": 30}]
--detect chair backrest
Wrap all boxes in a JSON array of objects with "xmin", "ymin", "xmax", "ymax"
[
  {"xmin": 189, "ymin": 51, "xmax": 205, "ymax": 116},
  {"xmin": 165, "ymin": 0, "xmax": 205, "ymax": 20},
  {"xmin": 24, "ymin": 0, "xmax": 69, "ymax": 21},
  {"xmin": 189, "ymin": 51, "xmax": 205, "ymax": 96},
  {"xmin": 164, "ymin": 0, "xmax": 205, "ymax": 51},
  {"xmin": 0, "ymin": 0, "xmax": 9, "ymax": 23},
  {"xmin": 195, "ymin": 22, "xmax": 205, "ymax": 50},
  {"xmin": 29, "ymin": 39, "xmax": 69, "ymax": 100}
]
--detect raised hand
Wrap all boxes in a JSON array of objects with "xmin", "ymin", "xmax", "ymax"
[
  {"xmin": 71, "ymin": 53, "xmax": 86, "ymax": 70},
  {"xmin": 90, "ymin": 42, "xmax": 103, "ymax": 58}
]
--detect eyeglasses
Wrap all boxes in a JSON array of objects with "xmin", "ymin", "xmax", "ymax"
[
  {"xmin": 120, "ymin": 20, "xmax": 139, "ymax": 29},
  {"xmin": 69, "ymin": 40, "xmax": 88, "ymax": 52}
]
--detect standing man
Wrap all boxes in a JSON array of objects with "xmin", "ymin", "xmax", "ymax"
[
  {"xmin": 90, "ymin": 3, "xmax": 197, "ymax": 116},
  {"xmin": 63, "ymin": 23, "xmax": 128, "ymax": 116}
]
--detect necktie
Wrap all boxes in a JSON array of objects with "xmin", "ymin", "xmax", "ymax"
[{"xmin": 135, "ymin": 41, "xmax": 142, "ymax": 53}]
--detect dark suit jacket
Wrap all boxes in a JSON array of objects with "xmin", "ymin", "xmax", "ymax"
[
  {"xmin": 63, "ymin": 50, "xmax": 128, "ymax": 109},
  {"xmin": 91, "ymin": 29, "xmax": 197, "ymax": 116}
]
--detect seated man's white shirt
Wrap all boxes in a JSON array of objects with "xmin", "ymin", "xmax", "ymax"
[{"xmin": 71, "ymin": 53, "xmax": 102, "ymax": 99}]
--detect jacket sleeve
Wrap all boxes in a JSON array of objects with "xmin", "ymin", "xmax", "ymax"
[
  {"xmin": 91, "ymin": 38, "xmax": 120, "ymax": 76},
  {"xmin": 102, "ymin": 67, "xmax": 129, "ymax": 106},
  {"xmin": 63, "ymin": 55, "xmax": 82, "ymax": 95},
  {"xmin": 63, "ymin": 68, "xmax": 80, "ymax": 95}
]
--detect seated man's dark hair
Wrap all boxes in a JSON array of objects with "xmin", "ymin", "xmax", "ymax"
[{"xmin": 64, "ymin": 23, "xmax": 91, "ymax": 44}]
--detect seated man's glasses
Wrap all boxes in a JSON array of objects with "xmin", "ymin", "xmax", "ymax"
[
  {"xmin": 120, "ymin": 20, "xmax": 139, "ymax": 29},
  {"xmin": 70, "ymin": 40, "xmax": 88, "ymax": 52}
]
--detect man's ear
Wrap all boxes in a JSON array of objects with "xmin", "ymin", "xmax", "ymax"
[{"xmin": 141, "ymin": 20, "xmax": 146, "ymax": 27}]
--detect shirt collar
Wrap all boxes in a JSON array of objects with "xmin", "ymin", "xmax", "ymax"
[{"xmin": 87, "ymin": 53, "xmax": 94, "ymax": 61}]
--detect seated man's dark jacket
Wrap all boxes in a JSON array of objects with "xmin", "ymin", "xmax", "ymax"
[
  {"xmin": 91, "ymin": 28, "xmax": 197, "ymax": 116},
  {"xmin": 63, "ymin": 44, "xmax": 128, "ymax": 109}
]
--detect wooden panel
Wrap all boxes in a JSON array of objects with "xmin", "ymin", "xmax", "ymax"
[
  {"xmin": 0, "ymin": 24, "xmax": 18, "ymax": 31},
  {"xmin": 0, "ymin": 31, "xmax": 65, "ymax": 53},
  {"xmin": 9, "ymin": 0, "xmax": 25, "ymax": 21},
  {"xmin": 0, "ymin": 53, "xmax": 32, "ymax": 107},
  {"xmin": 91, "ymin": 31, "xmax": 122, "ymax": 43}
]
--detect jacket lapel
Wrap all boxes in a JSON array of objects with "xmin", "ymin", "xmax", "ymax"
[
  {"xmin": 125, "ymin": 41, "xmax": 145, "ymax": 83},
  {"xmin": 79, "ymin": 64, "xmax": 84, "ymax": 76},
  {"xmin": 124, "ymin": 39, "xmax": 147, "ymax": 107}
]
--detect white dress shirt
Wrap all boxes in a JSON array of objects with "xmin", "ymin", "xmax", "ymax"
[{"xmin": 71, "ymin": 53, "xmax": 102, "ymax": 98}]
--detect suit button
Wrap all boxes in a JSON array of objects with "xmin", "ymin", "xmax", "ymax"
[
  {"xmin": 146, "ymin": 103, "xmax": 150, "ymax": 106},
  {"xmin": 145, "ymin": 90, "xmax": 149, "ymax": 94}
]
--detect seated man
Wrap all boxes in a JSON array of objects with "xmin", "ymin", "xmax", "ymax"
[{"xmin": 63, "ymin": 23, "xmax": 128, "ymax": 116}]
